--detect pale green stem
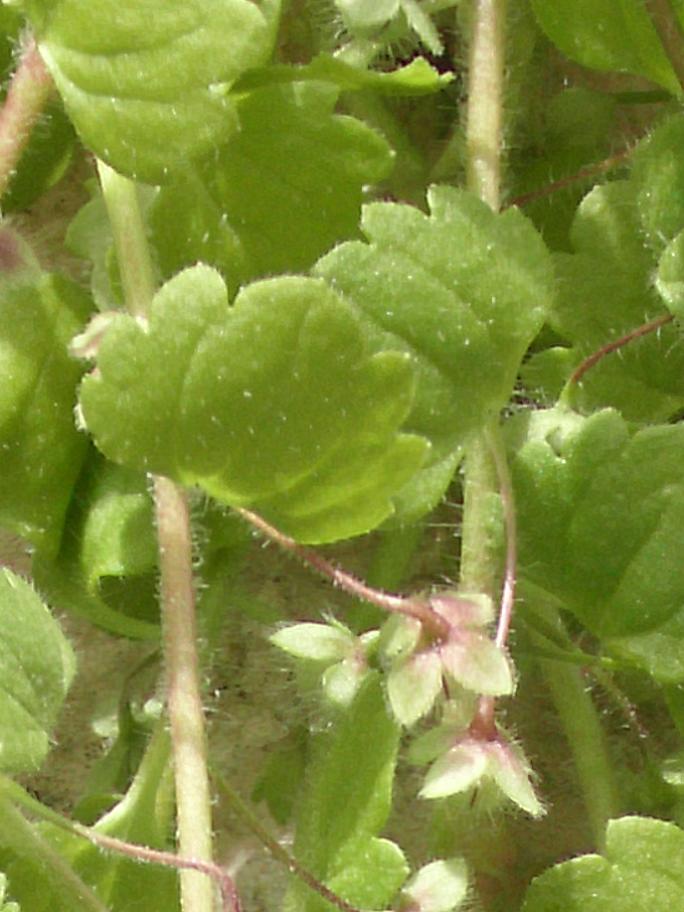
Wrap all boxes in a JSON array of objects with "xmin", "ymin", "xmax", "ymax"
[
  {"xmin": 0, "ymin": 791, "xmax": 109, "ymax": 912},
  {"xmin": 96, "ymin": 159, "xmax": 156, "ymax": 317},
  {"xmin": 460, "ymin": 0, "xmax": 508, "ymax": 743},
  {"xmin": 154, "ymin": 476, "xmax": 215, "ymax": 912},
  {"xmin": 97, "ymin": 162, "xmax": 215, "ymax": 912},
  {"xmin": 464, "ymin": 0, "xmax": 507, "ymax": 210},
  {"xmin": 0, "ymin": 34, "xmax": 53, "ymax": 204}
]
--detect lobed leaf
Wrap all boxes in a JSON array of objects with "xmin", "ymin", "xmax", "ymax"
[
  {"xmin": 79, "ymin": 264, "xmax": 429, "ymax": 543},
  {"xmin": 28, "ymin": 0, "xmax": 280, "ymax": 183},
  {"xmin": 522, "ymin": 816, "xmax": 684, "ymax": 912},
  {"xmin": 0, "ymin": 569, "xmax": 75, "ymax": 773},
  {"xmin": 513, "ymin": 407, "xmax": 684, "ymax": 681},
  {"xmin": 315, "ymin": 185, "xmax": 553, "ymax": 516}
]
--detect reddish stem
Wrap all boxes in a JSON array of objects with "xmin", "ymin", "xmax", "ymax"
[
  {"xmin": 236, "ymin": 508, "xmax": 450, "ymax": 639},
  {"xmin": 0, "ymin": 34, "xmax": 53, "ymax": 201},
  {"xmin": 569, "ymin": 313, "xmax": 673, "ymax": 386}
]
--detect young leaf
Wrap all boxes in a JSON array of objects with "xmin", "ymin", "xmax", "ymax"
[
  {"xmin": 513, "ymin": 408, "xmax": 684, "ymax": 681},
  {"xmin": 529, "ymin": 0, "xmax": 681, "ymax": 95},
  {"xmin": 28, "ymin": 0, "xmax": 281, "ymax": 183},
  {"xmin": 149, "ymin": 82, "xmax": 393, "ymax": 291},
  {"xmin": 0, "ymin": 255, "xmax": 91, "ymax": 555},
  {"xmin": 79, "ymin": 265, "xmax": 429, "ymax": 543},
  {"xmin": 315, "ymin": 185, "xmax": 552, "ymax": 517},
  {"xmin": 284, "ymin": 672, "xmax": 407, "ymax": 911},
  {"xmin": 522, "ymin": 816, "xmax": 684, "ymax": 912},
  {"xmin": 400, "ymin": 858, "xmax": 468, "ymax": 912},
  {"xmin": 0, "ymin": 569, "xmax": 75, "ymax": 773}
]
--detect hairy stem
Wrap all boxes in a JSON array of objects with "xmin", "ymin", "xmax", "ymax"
[
  {"xmin": 0, "ymin": 34, "xmax": 53, "ymax": 203},
  {"xmin": 237, "ymin": 507, "xmax": 450, "ymax": 638},
  {"xmin": 154, "ymin": 477, "xmax": 216, "ymax": 912},
  {"xmin": 465, "ymin": 0, "xmax": 507, "ymax": 210},
  {"xmin": 98, "ymin": 163, "xmax": 215, "ymax": 912}
]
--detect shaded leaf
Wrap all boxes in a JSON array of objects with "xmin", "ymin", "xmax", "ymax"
[{"xmin": 0, "ymin": 569, "xmax": 75, "ymax": 773}]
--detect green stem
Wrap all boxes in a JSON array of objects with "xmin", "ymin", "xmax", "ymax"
[
  {"xmin": 0, "ymin": 34, "xmax": 53, "ymax": 204},
  {"xmin": 0, "ymin": 792, "xmax": 109, "ymax": 912},
  {"xmin": 464, "ymin": 0, "xmax": 507, "ymax": 211},
  {"xmin": 529, "ymin": 602, "xmax": 620, "ymax": 850},
  {"xmin": 644, "ymin": 0, "xmax": 684, "ymax": 94},
  {"xmin": 98, "ymin": 162, "xmax": 215, "ymax": 912},
  {"xmin": 154, "ymin": 478, "xmax": 215, "ymax": 912},
  {"xmin": 96, "ymin": 160, "xmax": 156, "ymax": 317}
]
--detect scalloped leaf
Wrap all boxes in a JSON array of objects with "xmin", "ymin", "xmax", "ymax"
[
  {"xmin": 513, "ymin": 407, "xmax": 684, "ymax": 681},
  {"xmin": 522, "ymin": 817, "xmax": 684, "ymax": 912},
  {"xmin": 28, "ymin": 0, "xmax": 280, "ymax": 183},
  {"xmin": 315, "ymin": 185, "xmax": 552, "ymax": 516},
  {"xmin": 79, "ymin": 264, "xmax": 428, "ymax": 543}
]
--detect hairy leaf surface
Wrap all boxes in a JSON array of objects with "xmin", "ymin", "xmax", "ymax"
[
  {"xmin": 0, "ymin": 570, "xmax": 75, "ymax": 773},
  {"xmin": 315, "ymin": 185, "xmax": 552, "ymax": 514},
  {"xmin": 28, "ymin": 0, "xmax": 280, "ymax": 183},
  {"xmin": 522, "ymin": 817, "xmax": 684, "ymax": 911},
  {"xmin": 79, "ymin": 265, "xmax": 428, "ymax": 543}
]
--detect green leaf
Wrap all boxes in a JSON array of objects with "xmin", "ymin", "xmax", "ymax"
[
  {"xmin": 0, "ymin": 569, "xmax": 75, "ymax": 773},
  {"xmin": 335, "ymin": 0, "xmax": 399, "ymax": 32},
  {"xmin": 632, "ymin": 114, "xmax": 684, "ymax": 257},
  {"xmin": 513, "ymin": 408, "xmax": 684, "ymax": 681},
  {"xmin": 29, "ymin": 0, "xmax": 281, "ymax": 183},
  {"xmin": 315, "ymin": 185, "xmax": 552, "ymax": 516},
  {"xmin": 79, "ymin": 265, "xmax": 429, "ymax": 543},
  {"xmin": 149, "ymin": 82, "xmax": 393, "ymax": 292},
  {"xmin": 529, "ymin": 0, "xmax": 681, "ymax": 94},
  {"xmin": 521, "ymin": 816, "xmax": 684, "ymax": 912},
  {"xmin": 0, "ymin": 254, "xmax": 90, "ymax": 555},
  {"xmin": 31, "ymin": 452, "xmax": 160, "ymax": 639},
  {"xmin": 284, "ymin": 672, "xmax": 406, "ymax": 912},
  {"xmin": 523, "ymin": 178, "xmax": 684, "ymax": 423},
  {"xmin": 234, "ymin": 54, "xmax": 453, "ymax": 96},
  {"xmin": 401, "ymin": 858, "xmax": 469, "ymax": 912}
]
